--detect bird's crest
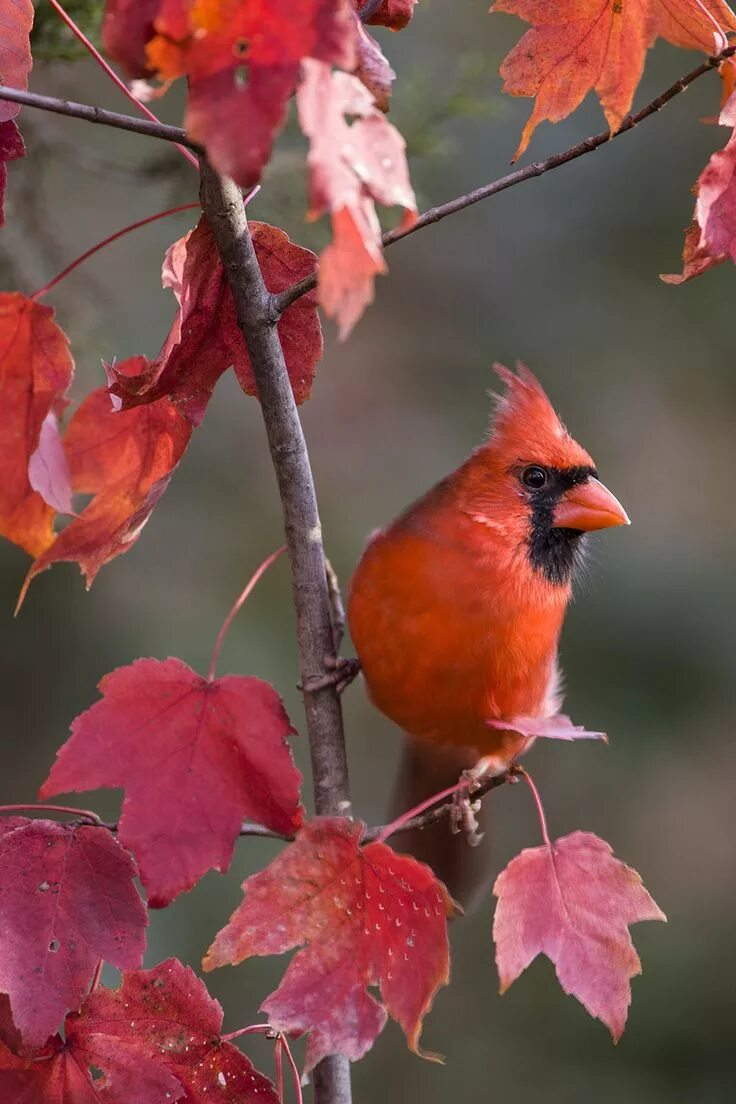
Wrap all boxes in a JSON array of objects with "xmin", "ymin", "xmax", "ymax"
[{"xmin": 487, "ymin": 362, "xmax": 594, "ymax": 470}]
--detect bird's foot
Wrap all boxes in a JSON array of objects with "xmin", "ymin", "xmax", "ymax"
[
  {"xmin": 450, "ymin": 785, "xmax": 484, "ymax": 847},
  {"xmin": 449, "ymin": 758, "xmax": 521, "ymax": 846},
  {"xmin": 300, "ymin": 656, "xmax": 362, "ymax": 695}
]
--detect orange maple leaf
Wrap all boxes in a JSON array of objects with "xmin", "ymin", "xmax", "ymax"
[{"xmin": 493, "ymin": 0, "xmax": 736, "ymax": 160}]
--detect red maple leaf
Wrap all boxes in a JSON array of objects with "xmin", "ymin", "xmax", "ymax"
[
  {"xmin": 0, "ymin": 818, "xmax": 147, "ymax": 1048},
  {"xmin": 362, "ymin": 0, "xmax": 418, "ymax": 30},
  {"xmin": 19, "ymin": 386, "xmax": 192, "ymax": 605},
  {"xmin": 493, "ymin": 0, "xmax": 736, "ymax": 159},
  {"xmin": 41, "ymin": 657, "xmax": 303, "ymax": 908},
  {"xmin": 0, "ymin": 120, "xmax": 25, "ymax": 228},
  {"xmin": 0, "ymin": 959, "xmax": 279, "ymax": 1103},
  {"xmin": 102, "ymin": 0, "xmax": 160, "ymax": 78},
  {"xmin": 493, "ymin": 830, "xmax": 666, "ymax": 1040},
  {"xmin": 108, "ymin": 218, "xmax": 322, "ymax": 424},
  {"xmin": 297, "ymin": 59, "xmax": 417, "ymax": 337},
  {"xmin": 204, "ymin": 817, "xmax": 454, "ymax": 1071},
  {"xmin": 0, "ymin": 294, "xmax": 74, "ymax": 558},
  {"xmin": 133, "ymin": 0, "xmax": 357, "ymax": 186},
  {"xmin": 0, "ymin": 0, "xmax": 34, "ymax": 125}
]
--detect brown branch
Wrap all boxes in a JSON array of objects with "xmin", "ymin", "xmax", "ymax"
[
  {"xmin": 104, "ymin": 771, "xmax": 511, "ymax": 846},
  {"xmin": 0, "ymin": 85, "xmax": 198, "ymax": 149},
  {"xmin": 197, "ymin": 157, "xmax": 353, "ymax": 1104},
  {"xmin": 274, "ymin": 43, "xmax": 736, "ymax": 315}
]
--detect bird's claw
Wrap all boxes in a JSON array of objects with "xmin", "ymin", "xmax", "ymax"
[
  {"xmin": 300, "ymin": 656, "xmax": 362, "ymax": 696},
  {"xmin": 450, "ymin": 789, "xmax": 484, "ymax": 846}
]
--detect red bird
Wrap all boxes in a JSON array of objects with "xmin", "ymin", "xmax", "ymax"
[{"xmin": 347, "ymin": 363, "xmax": 628, "ymax": 900}]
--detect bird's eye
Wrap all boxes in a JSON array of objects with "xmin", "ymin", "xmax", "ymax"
[{"xmin": 521, "ymin": 465, "xmax": 548, "ymax": 489}]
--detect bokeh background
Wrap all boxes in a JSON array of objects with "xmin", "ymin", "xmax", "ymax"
[{"xmin": 2, "ymin": 2, "xmax": 735, "ymax": 1101}]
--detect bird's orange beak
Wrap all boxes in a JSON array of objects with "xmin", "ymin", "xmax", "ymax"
[{"xmin": 553, "ymin": 477, "xmax": 630, "ymax": 531}]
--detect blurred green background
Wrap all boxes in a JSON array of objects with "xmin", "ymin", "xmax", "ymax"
[{"xmin": 2, "ymin": 2, "xmax": 735, "ymax": 1101}]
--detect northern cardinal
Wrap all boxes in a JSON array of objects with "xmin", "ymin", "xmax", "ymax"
[{"xmin": 347, "ymin": 363, "xmax": 628, "ymax": 901}]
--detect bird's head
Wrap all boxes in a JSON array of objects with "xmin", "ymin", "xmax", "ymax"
[{"xmin": 461, "ymin": 362, "xmax": 629, "ymax": 585}]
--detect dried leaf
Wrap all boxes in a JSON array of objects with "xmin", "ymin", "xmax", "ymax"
[{"xmin": 109, "ymin": 218, "xmax": 322, "ymax": 424}]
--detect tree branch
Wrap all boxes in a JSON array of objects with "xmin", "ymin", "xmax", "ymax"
[
  {"xmin": 197, "ymin": 157, "xmax": 353, "ymax": 1104},
  {"xmin": 273, "ymin": 43, "xmax": 736, "ymax": 314},
  {"xmin": 0, "ymin": 85, "xmax": 198, "ymax": 149}
]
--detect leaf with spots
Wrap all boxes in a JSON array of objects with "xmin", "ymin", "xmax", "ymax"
[
  {"xmin": 0, "ymin": 958, "xmax": 279, "ymax": 1103},
  {"xmin": 204, "ymin": 817, "xmax": 454, "ymax": 1071},
  {"xmin": 108, "ymin": 217, "xmax": 322, "ymax": 425},
  {"xmin": 41, "ymin": 657, "xmax": 303, "ymax": 908},
  {"xmin": 493, "ymin": 830, "xmax": 666, "ymax": 1040},
  {"xmin": 493, "ymin": 0, "xmax": 736, "ymax": 160},
  {"xmin": 0, "ymin": 818, "xmax": 147, "ymax": 1047}
]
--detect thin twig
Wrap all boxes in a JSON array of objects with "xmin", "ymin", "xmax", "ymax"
[
  {"xmin": 0, "ymin": 86, "xmax": 197, "ymax": 148},
  {"xmin": 152, "ymin": 772, "xmax": 510, "ymax": 844},
  {"xmin": 273, "ymin": 43, "xmax": 736, "ymax": 315},
  {"xmin": 198, "ymin": 157, "xmax": 353, "ymax": 1104},
  {"xmin": 365, "ymin": 769, "xmax": 513, "ymax": 841},
  {"xmin": 0, "ymin": 803, "xmax": 102, "ymax": 824}
]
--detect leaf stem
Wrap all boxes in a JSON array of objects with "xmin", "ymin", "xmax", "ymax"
[
  {"xmin": 280, "ymin": 1034, "xmax": 304, "ymax": 1104},
  {"xmin": 221, "ymin": 1024, "xmax": 273, "ymax": 1042},
  {"xmin": 517, "ymin": 768, "xmax": 552, "ymax": 849},
  {"xmin": 274, "ymin": 1037, "xmax": 284, "ymax": 1102},
  {"xmin": 0, "ymin": 803, "xmax": 102, "ymax": 824},
  {"xmin": 374, "ymin": 781, "xmax": 467, "ymax": 844},
  {"xmin": 45, "ymin": 0, "xmax": 198, "ymax": 167},
  {"xmin": 31, "ymin": 202, "xmax": 200, "ymax": 301},
  {"xmin": 208, "ymin": 545, "xmax": 287, "ymax": 681}
]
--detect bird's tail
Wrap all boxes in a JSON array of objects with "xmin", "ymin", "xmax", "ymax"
[{"xmin": 389, "ymin": 736, "xmax": 494, "ymax": 909}]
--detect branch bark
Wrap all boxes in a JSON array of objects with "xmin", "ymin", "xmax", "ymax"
[
  {"xmin": 0, "ymin": 85, "xmax": 197, "ymax": 148},
  {"xmin": 198, "ymin": 157, "xmax": 353, "ymax": 1104}
]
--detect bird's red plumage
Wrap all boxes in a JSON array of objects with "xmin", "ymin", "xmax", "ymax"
[{"xmin": 348, "ymin": 363, "xmax": 617, "ymax": 772}]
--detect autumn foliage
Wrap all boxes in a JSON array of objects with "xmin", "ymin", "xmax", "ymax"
[{"xmin": 1, "ymin": 0, "xmax": 735, "ymax": 1099}]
